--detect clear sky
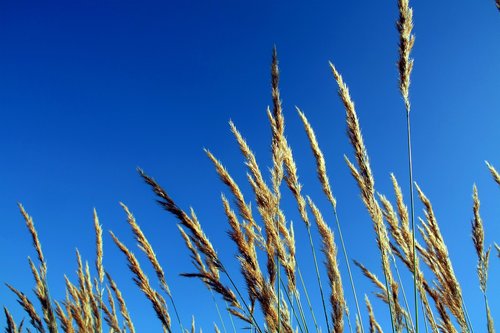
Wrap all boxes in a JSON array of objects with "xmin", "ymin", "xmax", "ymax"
[{"xmin": 1, "ymin": 0, "xmax": 499, "ymax": 331}]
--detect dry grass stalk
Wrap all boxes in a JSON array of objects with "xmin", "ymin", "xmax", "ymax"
[
  {"xmin": 207, "ymin": 86, "xmax": 295, "ymax": 331},
  {"xmin": 487, "ymin": 301, "xmax": 495, "ymax": 333},
  {"xmin": 297, "ymin": 108, "xmax": 336, "ymax": 208},
  {"xmin": 120, "ymin": 205, "xmax": 184, "ymax": 333},
  {"xmin": 380, "ymin": 181, "xmax": 439, "ymax": 332},
  {"xmin": 228, "ymin": 118, "xmax": 297, "ymax": 306},
  {"xmin": 267, "ymin": 62, "xmax": 299, "ymax": 296},
  {"xmin": 140, "ymin": 167, "xmax": 248, "ymax": 329},
  {"xmin": 356, "ymin": 316, "xmax": 362, "ymax": 333},
  {"xmin": 19, "ymin": 204, "xmax": 46, "ymax": 275},
  {"xmin": 268, "ymin": 111, "xmax": 300, "ymax": 292},
  {"xmin": 110, "ymin": 231, "xmax": 172, "ymax": 332},
  {"xmin": 120, "ymin": 203, "xmax": 171, "ymax": 296},
  {"xmin": 106, "ymin": 272, "xmax": 136, "ymax": 333},
  {"xmin": 19, "ymin": 205, "xmax": 58, "ymax": 333},
  {"xmin": 6, "ymin": 284, "xmax": 45, "ymax": 333},
  {"xmin": 205, "ymin": 149, "xmax": 262, "ymax": 241},
  {"xmin": 91, "ymin": 277, "xmax": 103, "ymax": 332},
  {"xmin": 298, "ymin": 107, "xmax": 366, "ymax": 333},
  {"xmin": 63, "ymin": 277, "xmax": 85, "ymax": 331},
  {"xmin": 471, "ymin": 185, "xmax": 495, "ymax": 333},
  {"xmin": 94, "ymin": 209, "xmax": 104, "ymax": 284},
  {"xmin": 396, "ymin": 0, "xmax": 418, "ymax": 328},
  {"xmin": 229, "ymin": 119, "xmax": 287, "ymax": 289},
  {"xmin": 415, "ymin": 184, "xmax": 467, "ymax": 331},
  {"xmin": 72, "ymin": 251, "xmax": 94, "ymax": 331},
  {"xmin": 268, "ymin": 51, "xmax": 334, "ymax": 331},
  {"xmin": 141, "ymin": 168, "xmax": 253, "ymax": 328},
  {"xmin": 4, "ymin": 306, "xmax": 22, "ymax": 333},
  {"xmin": 31, "ymin": 261, "xmax": 59, "ymax": 333},
  {"xmin": 354, "ymin": 261, "xmax": 388, "ymax": 303},
  {"xmin": 485, "ymin": 161, "xmax": 500, "ymax": 186},
  {"xmin": 139, "ymin": 169, "xmax": 220, "ymax": 275},
  {"xmin": 330, "ymin": 62, "xmax": 400, "ymax": 331},
  {"xmin": 307, "ymin": 197, "xmax": 345, "ymax": 333},
  {"xmin": 365, "ymin": 296, "xmax": 383, "ymax": 333},
  {"xmin": 100, "ymin": 286, "xmax": 121, "ymax": 333},
  {"xmin": 385, "ymin": 175, "xmax": 442, "ymax": 331},
  {"xmin": 177, "ymin": 224, "xmax": 251, "ymax": 325},
  {"xmin": 397, "ymin": 0, "xmax": 415, "ymax": 113},
  {"xmin": 177, "ymin": 226, "xmax": 206, "ymax": 274},
  {"xmin": 221, "ymin": 196, "xmax": 268, "ymax": 314},
  {"xmin": 472, "ymin": 185, "xmax": 490, "ymax": 294}
]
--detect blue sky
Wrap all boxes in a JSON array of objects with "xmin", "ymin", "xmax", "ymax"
[{"xmin": 1, "ymin": 0, "xmax": 499, "ymax": 331}]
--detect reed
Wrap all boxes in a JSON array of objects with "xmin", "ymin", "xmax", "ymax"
[{"xmin": 3, "ymin": 1, "xmax": 499, "ymax": 332}]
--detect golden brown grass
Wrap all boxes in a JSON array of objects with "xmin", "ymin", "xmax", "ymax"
[{"xmin": 3, "ymin": 1, "xmax": 499, "ymax": 332}]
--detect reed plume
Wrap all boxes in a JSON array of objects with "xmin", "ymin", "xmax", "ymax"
[
  {"xmin": 110, "ymin": 231, "xmax": 172, "ymax": 332},
  {"xmin": 485, "ymin": 161, "xmax": 500, "ymax": 186},
  {"xmin": 298, "ymin": 107, "xmax": 364, "ymax": 332},
  {"xmin": 415, "ymin": 183, "xmax": 467, "ymax": 331},
  {"xmin": 330, "ymin": 61, "xmax": 400, "ymax": 332},
  {"xmin": 471, "ymin": 185, "xmax": 495, "ymax": 333},
  {"xmin": 365, "ymin": 296, "xmax": 383, "ymax": 333},
  {"xmin": 106, "ymin": 272, "xmax": 136, "ymax": 333},
  {"xmin": 6, "ymin": 284, "xmax": 45, "ymax": 333},
  {"xmin": 4, "ymin": 306, "xmax": 23, "ymax": 333},
  {"xmin": 307, "ymin": 197, "xmax": 345, "ymax": 333},
  {"xmin": 397, "ymin": 0, "xmax": 415, "ymax": 113},
  {"xmin": 18, "ymin": 204, "xmax": 58, "ymax": 333},
  {"xmin": 396, "ymin": 0, "xmax": 419, "ymax": 328},
  {"xmin": 379, "ymin": 178, "xmax": 439, "ymax": 332}
]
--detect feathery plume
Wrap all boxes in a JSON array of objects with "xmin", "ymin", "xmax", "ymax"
[
  {"xmin": 297, "ymin": 108, "xmax": 336, "ymax": 208},
  {"xmin": 4, "ymin": 307, "xmax": 19, "ymax": 333},
  {"xmin": 330, "ymin": 62, "xmax": 399, "ymax": 331},
  {"xmin": 397, "ymin": 0, "xmax": 415, "ymax": 112},
  {"xmin": 472, "ymin": 185, "xmax": 488, "ymax": 293},
  {"xmin": 94, "ymin": 209, "xmax": 104, "ymax": 284},
  {"xmin": 485, "ymin": 161, "xmax": 500, "ymax": 186},
  {"xmin": 120, "ymin": 203, "xmax": 171, "ymax": 296},
  {"xmin": 18, "ymin": 204, "xmax": 46, "ymax": 275},
  {"xmin": 138, "ymin": 168, "xmax": 220, "ymax": 274},
  {"xmin": 106, "ymin": 272, "xmax": 136, "ymax": 333},
  {"xmin": 307, "ymin": 197, "xmax": 345, "ymax": 333},
  {"xmin": 110, "ymin": 231, "xmax": 172, "ymax": 332},
  {"xmin": 416, "ymin": 183, "xmax": 467, "ymax": 331},
  {"xmin": 6, "ymin": 284, "xmax": 45, "ymax": 333},
  {"xmin": 365, "ymin": 296, "xmax": 383, "ymax": 333}
]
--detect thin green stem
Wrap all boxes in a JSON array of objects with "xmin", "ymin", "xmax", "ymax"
[
  {"xmin": 277, "ymin": 217, "xmax": 281, "ymax": 333},
  {"xmin": 293, "ymin": 290, "xmax": 310, "ymax": 333},
  {"xmin": 376, "ymin": 229, "xmax": 396, "ymax": 333},
  {"xmin": 280, "ymin": 278, "xmax": 305, "ymax": 333},
  {"xmin": 306, "ymin": 225, "xmax": 331, "ymax": 333},
  {"xmin": 220, "ymin": 266, "xmax": 264, "ymax": 333},
  {"xmin": 166, "ymin": 292, "xmax": 184, "ymax": 332},
  {"xmin": 346, "ymin": 309, "xmax": 354, "ymax": 333},
  {"xmin": 462, "ymin": 301, "xmax": 474, "ymax": 333},
  {"xmin": 332, "ymin": 209, "xmax": 364, "ymax": 333},
  {"xmin": 406, "ymin": 110, "xmax": 419, "ymax": 333},
  {"xmin": 297, "ymin": 266, "xmax": 320, "ymax": 332},
  {"xmin": 420, "ymin": 295, "xmax": 429, "ymax": 333},
  {"xmin": 225, "ymin": 300, "xmax": 237, "ymax": 333},
  {"xmin": 391, "ymin": 254, "xmax": 414, "ymax": 331},
  {"xmin": 210, "ymin": 290, "xmax": 228, "ymax": 333},
  {"xmin": 382, "ymin": 263, "xmax": 396, "ymax": 333}
]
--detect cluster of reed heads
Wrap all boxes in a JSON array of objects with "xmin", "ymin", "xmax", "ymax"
[{"xmin": 5, "ymin": 1, "xmax": 500, "ymax": 332}]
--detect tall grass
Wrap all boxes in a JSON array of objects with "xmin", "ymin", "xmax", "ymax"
[{"xmin": 3, "ymin": 1, "xmax": 499, "ymax": 333}]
